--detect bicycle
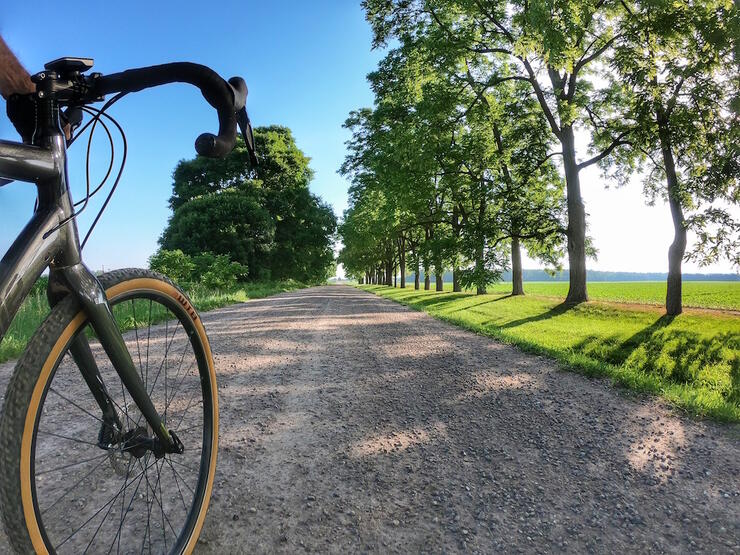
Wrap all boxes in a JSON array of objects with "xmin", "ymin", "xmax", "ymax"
[{"xmin": 0, "ymin": 57, "xmax": 257, "ymax": 554}]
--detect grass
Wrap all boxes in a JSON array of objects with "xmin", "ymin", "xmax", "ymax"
[
  {"xmin": 423, "ymin": 281, "xmax": 740, "ymax": 311},
  {"xmin": 0, "ymin": 278, "xmax": 308, "ymax": 364},
  {"xmin": 361, "ymin": 284, "xmax": 740, "ymax": 423},
  {"xmin": 482, "ymin": 281, "xmax": 740, "ymax": 311}
]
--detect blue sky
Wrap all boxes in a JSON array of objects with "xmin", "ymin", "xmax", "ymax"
[
  {"xmin": 0, "ymin": 2, "xmax": 736, "ymax": 274},
  {"xmin": 0, "ymin": 1, "xmax": 382, "ymax": 271}
]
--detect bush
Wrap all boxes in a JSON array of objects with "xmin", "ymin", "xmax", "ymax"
[
  {"xmin": 148, "ymin": 249, "xmax": 195, "ymax": 284},
  {"xmin": 200, "ymin": 254, "xmax": 249, "ymax": 289},
  {"xmin": 150, "ymin": 249, "xmax": 248, "ymax": 289}
]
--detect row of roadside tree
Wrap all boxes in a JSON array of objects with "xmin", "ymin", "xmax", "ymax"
[{"xmin": 338, "ymin": 0, "xmax": 738, "ymax": 315}]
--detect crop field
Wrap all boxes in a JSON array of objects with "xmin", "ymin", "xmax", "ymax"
[
  {"xmin": 423, "ymin": 280, "xmax": 740, "ymax": 311},
  {"xmin": 362, "ymin": 284, "xmax": 740, "ymax": 422}
]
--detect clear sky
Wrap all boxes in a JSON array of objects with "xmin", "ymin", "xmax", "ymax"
[{"xmin": 0, "ymin": 1, "xmax": 736, "ymax": 275}]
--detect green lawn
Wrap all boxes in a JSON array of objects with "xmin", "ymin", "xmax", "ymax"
[
  {"xmin": 361, "ymin": 284, "xmax": 740, "ymax": 422},
  {"xmin": 0, "ymin": 279, "xmax": 307, "ymax": 364},
  {"xmin": 426, "ymin": 281, "xmax": 740, "ymax": 310}
]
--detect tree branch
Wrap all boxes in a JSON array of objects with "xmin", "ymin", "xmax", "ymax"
[
  {"xmin": 573, "ymin": 35, "xmax": 618, "ymax": 75},
  {"xmin": 577, "ymin": 131, "xmax": 632, "ymax": 170},
  {"xmin": 522, "ymin": 59, "xmax": 561, "ymax": 138}
]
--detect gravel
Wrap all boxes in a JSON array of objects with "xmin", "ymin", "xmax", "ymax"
[{"xmin": 1, "ymin": 284, "xmax": 738, "ymax": 553}]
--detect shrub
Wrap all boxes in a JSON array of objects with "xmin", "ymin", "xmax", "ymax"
[
  {"xmin": 200, "ymin": 254, "xmax": 248, "ymax": 289},
  {"xmin": 148, "ymin": 249, "xmax": 195, "ymax": 284},
  {"xmin": 149, "ymin": 249, "xmax": 248, "ymax": 289}
]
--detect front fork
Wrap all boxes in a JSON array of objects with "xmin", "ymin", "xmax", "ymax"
[{"xmin": 48, "ymin": 264, "xmax": 182, "ymax": 456}]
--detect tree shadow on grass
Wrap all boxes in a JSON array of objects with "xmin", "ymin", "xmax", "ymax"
[
  {"xmin": 570, "ymin": 315, "xmax": 738, "ymax": 402},
  {"xmin": 393, "ymin": 292, "xmax": 472, "ymax": 309},
  {"xmin": 446, "ymin": 294, "xmax": 513, "ymax": 315},
  {"xmin": 497, "ymin": 301, "xmax": 574, "ymax": 330},
  {"xmin": 604, "ymin": 315, "xmax": 675, "ymax": 366}
]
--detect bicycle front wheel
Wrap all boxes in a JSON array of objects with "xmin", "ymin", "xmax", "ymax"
[{"xmin": 0, "ymin": 268, "xmax": 218, "ymax": 554}]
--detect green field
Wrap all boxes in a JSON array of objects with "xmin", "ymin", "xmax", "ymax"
[
  {"xmin": 361, "ymin": 284, "xmax": 740, "ymax": 422},
  {"xmin": 0, "ymin": 279, "xmax": 307, "ymax": 364},
  {"xmin": 425, "ymin": 281, "xmax": 740, "ymax": 310}
]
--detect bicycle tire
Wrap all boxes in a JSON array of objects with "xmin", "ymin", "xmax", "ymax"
[{"xmin": 0, "ymin": 268, "xmax": 218, "ymax": 554}]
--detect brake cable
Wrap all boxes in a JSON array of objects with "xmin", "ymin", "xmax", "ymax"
[
  {"xmin": 43, "ymin": 92, "xmax": 128, "ymax": 242},
  {"xmin": 79, "ymin": 106, "xmax": 128, "ymax": 250}
]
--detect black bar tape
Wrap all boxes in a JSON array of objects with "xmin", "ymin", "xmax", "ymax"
[{"xmin": 94, "ymin": 62, "xmax": 237, "ymax": 157}]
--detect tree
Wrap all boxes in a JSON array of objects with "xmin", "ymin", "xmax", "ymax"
[
  {"xmin": 159, "ymin": 186, "xmax": 274, "ymax": 277},
  {"xmin": 162, "ymin": 127, "xmax": 337, "ymax": 282},
  {"xmin": 610, "ymin": 0, "xmax": 739, "ymax": 314},
  {"xmin": 148, "ymin": 249, "xmax": 196, "ymax": 284},
  {"xmin": 341, "ymin": 35, "xmax": 566, "ymax": 296},
  {"xmin": 363, "ymin": 0, "xmax": 633, "ymax": 303}
]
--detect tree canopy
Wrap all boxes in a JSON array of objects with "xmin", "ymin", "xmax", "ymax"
[
  {"xmin": 160, "ymin": 126, "xmax": 337, "ymax": 284},
  {"xmin": 339, "ymin": 0, "xmax": 738, "ymax": 314}
]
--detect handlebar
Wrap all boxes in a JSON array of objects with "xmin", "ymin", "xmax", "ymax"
[{"xmin": 92, "ymin": 62, "xmax": 247, "ymax": 158}]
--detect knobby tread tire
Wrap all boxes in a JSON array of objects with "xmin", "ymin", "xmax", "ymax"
[{"xmin": 0, "ymin": 268, "xmax": 202, "ymax": 554}]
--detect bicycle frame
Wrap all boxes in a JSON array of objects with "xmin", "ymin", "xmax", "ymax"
[{"xmin": 0, "ymin": 117, "xmax": 177, "ymax": 452}]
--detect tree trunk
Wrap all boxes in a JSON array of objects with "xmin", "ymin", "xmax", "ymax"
[
  {"xmin": 394, "ymin": 266, "xmax": 397, "ymax": 288},
  {"xmin": 435, "ymin": 268, "xmax": 444, "ymax": 292},
  {"xmin": 385, "ymin": 258, "xmax": 393, "ymax": 286},
  {"xmin": 424, "ymin": 269, "xmax": 430, "ymax": 290},
  {"xmin": 561, "ymin": 126, "xmax": 588, "ymax": 303},
  {"xmin": 399, "ymin": 239, "xmax": 406, "ymax": 288},
  {"xmin": 452, "ymin": 206, "xmax": 462, "ymax": 292},
  {"xmin": 511, "ymin": 236, "xmax": 524, "ymax": 296},
  {"xmin": 476, "ymin": 193, "xmax": 487, "ymax": 295},
  {"xmin": 414, "ymin": 263, "xmax": 420, "ymax": 290},
  {"xmin": 475, "ymin": 241, "xmax": 486, "ymax": 294},
  {"xmin": 658, "ymin": 114, "xmax": 686, "ymax": 316}
]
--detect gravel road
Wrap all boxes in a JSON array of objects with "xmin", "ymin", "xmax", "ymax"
[{"xmin": 1, "ymin": 285, "xmax": 738, "ymax": 553}]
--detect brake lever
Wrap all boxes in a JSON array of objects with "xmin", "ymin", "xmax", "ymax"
[{"xmin": 237, "ymin": 107, "xmax": 258, "ymax": 167}]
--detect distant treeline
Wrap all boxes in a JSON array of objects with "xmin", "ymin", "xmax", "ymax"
[{"xmin": 421, "ymin": 270, "xmax": 739, "ymax": 283}]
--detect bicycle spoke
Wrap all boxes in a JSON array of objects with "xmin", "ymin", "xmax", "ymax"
[
  {"xmin": 82, "ymin": 456, "xmax": 136, "ymax": 555},
  {"xmin": 106, "ymin": 459, "xmax": 149, "ymax": 555},
  {"xmin": 167, "ymin": 459, "xmax": 198, "ymax": 495},
  {"xmin": 134, "ymin": 317, "xmax": 179, "ymax": 430},
  {"xmin": 131, "ymin": 299, "xmax": 144, "ymax": 381},
  {"xmin": 41, "ymin": 455, "xmax": 111, "ymax": 516},
  {"xmin": 164, "ymin": 319, "xmax": 169, "ymax": 426},
  {"xmin": 53, "ymin": 458, "xmax": 153, "ymax": 552},
  {"xmin": 139, "ymin": 456, "xmax": 155, "ymax": 555},
  {"xmin": 171, "ymin": 385, "xmax": 202, "ymax": 432},
  {"xmin": 166, "ymin": 348, "xmax": 193, "ymax": 408},
  {"xmin": 48, "ymin": 387, "xmax": 104, "ymax": 424},
  {"xmin": 167, "ymin": 459, "xmax": 190, "ymax": 512},
  {"xmin": 145, "ymin": 319, "xmax": 179, "ymax": 399},
  {"xmin": 37, "ymin": 452, "xmax": 109, "ymax": 476},
  {"xmin": 145, "ymin": 299, "xmax": 152, "ymax": 389},
  {"xmin": 151, "ymin": 463, "xmax": 179, "ymax": 539},
  {"xmin": 37, "ymin": 430, "xmax": 100, "ymax": 447},
  {"xmin": 163, "ymin": 358, "xmax": 197, "ymax": 420}
]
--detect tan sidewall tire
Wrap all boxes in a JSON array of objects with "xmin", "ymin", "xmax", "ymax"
[{"xmin": 2, "ymin": 270, "xmax": 217, "ymax": 555}]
